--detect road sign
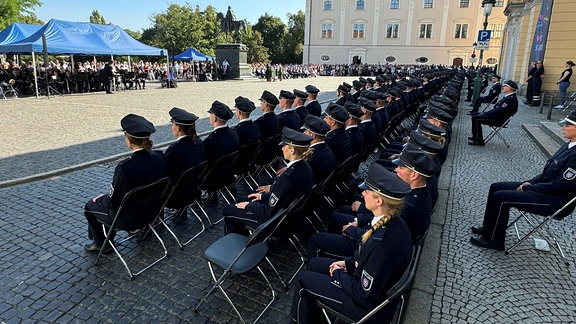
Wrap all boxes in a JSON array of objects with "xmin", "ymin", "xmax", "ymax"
[
  {"xmin": 477, "ymin": 40, "xmax": 490, "ymax": 50},
  {"xmin": 478, "ymin": 30, "xmax": 491, "ymax": 42}
]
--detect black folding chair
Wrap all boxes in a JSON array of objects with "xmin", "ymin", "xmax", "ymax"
[
  {"xmin": 200, "ymin": 150, "xmax": 239, "ymax": 224},
  {"xmin": 251, "ymin": 134, "xmax": 282, "ymax": 181},
  {"xmin": 95, "ymin": 177, "xmax": 171, "ymax": 280},
  {"xmin": 194, "ymin": 199, "xmax": 301, "ymax": 323},
  {"xmin": 480, "ymin": 95, "xmax": 499, "ymax": 113},
  {"xmin": 505, "ymin": 195, "xmax": 576, "ymax": 266},
  {"xmin": 483, "ymin": 114, "xmax": 514, "ymax": 147},
  {"xmin": 233, "ymin": 140, "xmax": 261, "ymax": 191},
  {"xmin": 159, "ymin": 162, "xmax": 209, "ymax": 248},
  {"xmin": 316, "ymin": 245, "xmax": 419, "ymax": 324},
  {"xmin": 1, "ymin": 80, "xmax": 18, "ymax": 99}
]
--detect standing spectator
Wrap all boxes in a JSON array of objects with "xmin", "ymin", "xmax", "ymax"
[
  {"xmin": 555, "ymin": 60, "xmax": 574, "ymax": 109},
  {"xmin": 524, "ymin": 61, "xmax": 537, "ymax": 105},
  {"xmin": 530, "ymin": 61, "xmax": 545, "ymax": 106}
]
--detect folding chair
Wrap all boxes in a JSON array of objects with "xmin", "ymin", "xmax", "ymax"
[
  {"xmin": 250, "ymin": 134, "xmax": 282, "ymax": 181},
  {"xmin": 559, "ymin": 91, "xmax": 576, "ymax": 112},
  {"xmin": 1, "ymin": 80, "xmax": 18, "ymax": 99},
  {"xmin": 505, "ymin": 195, "xmax": 576, "ymax": 266},
  {"xmin": 194, "ymin": 199, "xmax": 300, "ymax": 323},
  {"xmin": 480, "ymin": 95, "xmax": 499, "ymax": 113},
  {"xmin": 159, "ymin": 162, "xmax": 209, "ymax": 248},
  {"xmin": 95, "ymin": 177, "xmax": 171, "ymax": 280},
  {"xmin": 233, "ymin": 140, "xmax": 261, "ymax": 191},
  {"xmin": 200, "ymin": 150, "xmax": 239, "ymax": 224},
  {"xmin": 317, "ymin": 245, "xmax": 419, "ymax": 324},
  {"xmin": 483, "ymin": 115, "xmax": 513, "ymax": 147}
]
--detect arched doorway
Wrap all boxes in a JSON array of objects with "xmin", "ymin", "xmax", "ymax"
[{"xmin": 452, "ymin": 58, "xmax": 463, "ymax": 66}]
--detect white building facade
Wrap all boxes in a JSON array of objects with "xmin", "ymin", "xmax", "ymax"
[{"xmin": 303, "ymin": 0, "xmax": 507, "ymax": 66}]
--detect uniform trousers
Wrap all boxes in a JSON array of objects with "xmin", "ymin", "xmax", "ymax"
[
  {"xmin": 291, "ymin": 257, "xmax": 369, "ymax": 324},
  {"xmin": 481, "ymin": 181, "xmax": 568, "ymax": 243},
  {"xmin": 471, "ymin": 96, "xmax": 494, "ymax": 113},
  {"xmin": 84, "ymin": 195, "xmax": 116, "ymax": 246},
  {"xmin": 222, "ymin": 197, "xmax": 267, "ymax": 236},
  {"xmin": 470, "ymin": 114, "xmax": 499, "ymax": 141}
]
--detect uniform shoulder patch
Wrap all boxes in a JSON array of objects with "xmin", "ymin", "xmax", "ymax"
[
  {"xmin": 501, "ymin": 103, "xmax": 507, "ymax": 108},
  {"xmin": 361, "ymin": 270, "xmax": 374, "ymax": 291},
  {"xmin": 563, "ymin": 167, "xmax": 576, "ymax": 180},
  {"xmin": 269, "ymin": 193, "xmax": 279, "ymax": 207}
]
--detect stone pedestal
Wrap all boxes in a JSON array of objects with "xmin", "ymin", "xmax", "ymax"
[{"xmin": 215, "ymin": 43, "xmax": 251, "ymax": 79}]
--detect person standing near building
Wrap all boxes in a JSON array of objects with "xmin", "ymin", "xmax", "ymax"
[
  {"xmin": 555, "ymin": 60, "xmax": 574, "ymax": 109},
  {"xmin": 524, "ymin": 61, "xmax": 537, "ymax": 105},
  {"xmin": 530, "ymin": 61, "xmax": 545, "ymax": 106}
]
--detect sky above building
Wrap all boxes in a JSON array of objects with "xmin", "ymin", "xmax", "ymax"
[{"xmin": 34, "ymin": 0, "xmax": 305, "ymax": 31}]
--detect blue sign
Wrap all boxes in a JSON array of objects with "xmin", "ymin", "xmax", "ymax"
[{"xmin": 477, "ymin": 30, "xmax": 491, "ymax": 42}]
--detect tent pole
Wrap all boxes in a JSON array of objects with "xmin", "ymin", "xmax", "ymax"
[
  {"xmin": 32, "ymin": 52, "xmax": 39, "ymax": 98},
  {"xmin": 128, "ymin": 56, "xmax": 132, "ymax": 72},
  {"xmin": 70, "ymin": 54, "xmax": 75, "ymax": 72}
]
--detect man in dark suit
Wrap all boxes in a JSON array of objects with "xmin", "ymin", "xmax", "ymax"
[
  {"xmin": 305, "ymin": 84, "xmax": 322, "ymax": 117},
  {"xmin": 293, "ymin": 89, "xmax": 309, "ymax": 128},
  {"xmin": 468, "ymin": 80, "xmax": 519, "ymax": 146},
  {"xmin": 255, "ymin": 90, "xmax": 281, "ymax": 141},
  {"xmin": 301, "ymin": 115, "xmax": 335, "ymax": 184},
  {"xmin": 343, "ymin": 101, "xmax": 365, "ymax": 155},
  {"xmin": 277, "ymin": 90, "xmax": 301, "ymax": 131},
  {"xmin": 232, "ymin": 96, "xmax": 260, "ymax": 146},
  {"xmin": 323, "ymin": 102, "xmax": 352, "ymax": 165},
  {"xmin": 470, "ymin": 110, "xmax": 576, "ymax": 251},
  {"xmin": 470, "ymin": 75, "xmax": 502, "ymax": 113}
]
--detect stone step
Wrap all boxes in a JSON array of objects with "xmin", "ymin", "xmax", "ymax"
[
  {"xmin": 540, "ymin": 121, "xmax": 568, "ymax": 146},
  {"xmin": 522, "ymin": 123, "xmax": 562, "ymax": 158}
]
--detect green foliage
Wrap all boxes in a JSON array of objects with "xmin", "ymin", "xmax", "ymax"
[
  {"xmin": 89, "ymin": 10, "xmax": 109, "ymax": 25},
  {"xmin": 124, "ymin": 29, "xmax": 142, "ymax": 41},
  {"xmin": 242, "ymin": 25, "xmax": 269, "ymax": 64},
  {"xmin": 0, "ymin": 0, "xmax": 41, "ymax": 30},
  {"xmin": 283, "ymin": 11, "xmax": 305, "ymax": 64},
  {"xmin": 18, "ymin": 12, "xmax": 43, "ymax": 25},
  {"xmin": 253, "ymin": 13, "xmax": 287, "ymax": 64}
]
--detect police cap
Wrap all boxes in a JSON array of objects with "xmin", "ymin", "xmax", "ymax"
[
  {"xmin": 207, "ymin": 100, "xmax": 234, "ymax": 120},
  {"xmin": 305, "ymin": 84, "xmax": 320, "ymax": 94},
  {"xmin": 121, "ymin": 114, "xmax": 155, "ymax": 138},
  {"xmin": 425, "ymin": 106, "xmax": 454, "ymax": 124},
  {"xmin": 259, "ymin": 90, "xmax": 279, "ymax": 106},
  {"xmin": 358, "ymin": 163, "xmax": 411, "ymax": 200},
  {"xmin": 234, "ymin": 96, "xmax": 256, "ymax": 113},
  {"xmin": 324, "ymin": 102, "xmax": 349, "ymax": 124},
  {"xmin": 559, "ymin": 110, "xmax": 576, "ymax": 126},
  {"xmin": 353, "ymin": 80, "xmax": 366, "ymax": 89},
  {"xmin": 407, "ymin": 130, "xmax": 444, "ymax": 154},
  {"xmin": 301, "ymin": 115, "xmax": 330, "ymax": 136},
  {"xmin": 503, "ymin": 80, "xmax": 518, "ymax": 90},
  {"xmin": 344, "ymin": 101, "xmax": 364, "ymax": 119},
  {"xmin": 279, "ymin": 90, "xmax": 296, "ymax": 101},
  {"xmin": 293, "ymin": 89, "xmax": 308, "ymax": 99},
  {"xmin": 392, "ymin": 146, "xmax": 436, "ymax": 177},
  {"xmin": 337, "ymin": 84, "xmax": 350, "ymax": 93},
  {"xmin": 418, "ymin": 119, "xmax": 446, "ymax": 137},
  {"xmin": 169, "ymin": 107, "xmax": 198, "ymax": 126},
  {"xmin": 279, "ymin": 127, "xmax": 313, "ymax": 147},
  {"xmin": 358, "ymin": 97, "xmax": 378, "ymax": 112}
]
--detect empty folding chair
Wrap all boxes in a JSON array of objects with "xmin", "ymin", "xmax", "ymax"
[
  {"xmin": 160, "ymin": 162, "xmax": 209, "ymax": 248},
  {"xmin": 505, "ymin": 195, "xmax": 576, "ymax": 266},
  {"xmin": 200, "ymin": 150, "xmax": 239, "ymax": 223},
  {"xmin": 95, "ymin": 177, "xmax": 171, "ymax": 280},
  {"xmin": 250, "ymin": 134, "xmax": 282, "ymax": 181},
  {"xmin": 233, "ymin": 140, "xmax": 261, "ymax": 191}
]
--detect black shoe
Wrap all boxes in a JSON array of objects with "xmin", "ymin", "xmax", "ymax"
[
  {"xmin": 467, "ymin": 111, "xmax": 479, "ymax": 116},
  {"xmin": 523, "ymin": 101, "xmax": 532, "ymax": 105},
  {"xmin": 84, "ymin": 242, "xmax": 113, "ymax": 254},
  {"xmin": 471, "ymin": 225, "xmax": 486, "ymax": 235},
  {"xmin": 468, "ymin": 140, "xmax": 485, "ymax": 146},
  {"xmin": 470, "ymin": 236, "xmax": 504, "ymax": 251}
]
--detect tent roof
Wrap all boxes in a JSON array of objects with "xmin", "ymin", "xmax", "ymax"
[
  {"xmin": 174, "ymin": 47, "xmax": 214, "ymax": 61},
  {"xmin": 0, "ymin": 19, "xmax": 166, "ymax": 56},
  {"xmin": 0, "ymin": 23, "xmax": 42, "ymax": 46}
]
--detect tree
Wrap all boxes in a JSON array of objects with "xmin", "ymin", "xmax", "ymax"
[
  {"xmin": 243, "ymin": 25, "xmax": 269, "ymax": 64},
  {"xmin": 253, "ymin": 14, "xmax": 287, "ymax": 64},
  {"xmin": 124, "ymin": 29, "xmax": 142, "ymax": 41},
  {"xmin": 89, "ymin": 10, "xmax": 108, "ymax": 25},
  {"xmin": 0, "ymin": 0, "xmax": 42, "ymax": 30},
  {"xmin": 19, "ymin": 12, "xmax": 43, "ymax": 25},
  {"xmin": 282, "ymin": 11, "xmax": 305, "ymax": 64}
]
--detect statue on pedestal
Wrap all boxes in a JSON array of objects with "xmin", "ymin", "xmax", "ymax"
[{"xmin": 217, "ymin": 6, "xmax": 247, "ymax": 43}]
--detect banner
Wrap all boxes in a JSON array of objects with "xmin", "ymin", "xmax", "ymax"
[{"xmin": 529, "ymin": 0, "xmax": 554, "ymax": 62}]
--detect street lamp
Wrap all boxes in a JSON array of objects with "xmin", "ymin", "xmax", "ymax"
[
  {"xmin": 471, "ymin": 42, "xmax": 477, "ymax": 67},
  {"xmin": 471, "ymin": 0, "xmax": 496, "ymax": 103}
]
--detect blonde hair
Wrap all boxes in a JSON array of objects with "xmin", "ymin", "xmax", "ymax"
[
  {"xmin": 361, "ymin": 193, "xmax": 404, "ymax": 243},
  {"xmin": 293, "ymin": 146, "xmax": 314, "ymax": 161}
]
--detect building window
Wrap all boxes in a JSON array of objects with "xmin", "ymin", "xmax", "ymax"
[
  {"xmin": 454, "ymin": 24, "xmax": 468, "ymax": 38},
  {"xmin": 356, "ymin": 0, "xmax": 365, "ymax": 10},
  {"xmin": 419, "ymin": 24, "xmax": 432, "ymax": 38},
  {"xmin": 353, "ymin": 23, "xmax": 365, "ymax": 38},
  {"xmin": 386, "ymin": 24, "xmax": 399, "ymax": 38},
  {"xmin": 324, "ymin": 0, "xmax": 333, "ymax": 10},
  {"xmin": 486, "ymin": 57, "xmax": 498, "ymax": 64},
  {"xmin": 424, "ymin": 0, "xmax": 433, "ymax": 8},
  {"xmin": 321, "ymin": 24, "xmax": 333, "ymax": 38},
  {"xmin": 494, "ymin": 0, "xmax": 504, "ymax": 7},
  {"xmin": 385, "ymin": 56, "xmax": 397, "ymax": 63},
  {"xmin": 390, "ymin": 0, "xmax": 400, "ymax": 9},
  {"xmin": 459, "ymin": 0, "xmax": 469, "ymax": 8},
  {"xmin": 416, "ymin": 57, "xmax": 429, "ymax": 63},
  {"xmin": 320, "ymin": 54, "xmax": 331, "ymax": 62},
  {"xmin": 490, "ymin": 24, "xmax": 503, "ymax": 39}
]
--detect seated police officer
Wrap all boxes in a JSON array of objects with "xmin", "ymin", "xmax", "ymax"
[
  {"xmin": 470, "ymin": 110, "xmax": 576, "ymax": 251},
  {"xmin": 468, "ymin": 80, "xmax": 518, "ymax": 146},
  {"xmin": 232, "ymin": 96, "xmax": 260, "ymax": 146},
  {"xmin": 83, "ymin": 114, "xmax": 167, "ymax": 253},
  {"xmin": 301, "ymin": 115, "xmax": 335, "ymax": 184},
  {"xmin": 223, "ymin": 127, "xmax": 314, "ymax": 235},
  {"xmin": 343, "ymin": 101, "xmax": 365, "ymax": 156},
  {"xmin": 469, "ymin": 75, "xmax": 502, "ymax": 113},
  {"xmin": 277, "ymin": 90, "xmax": 301, "ymax": 131},
  {"xmin": 165, "ymin": 107, "xmax": 204, "ymax": 185},
  {"xmin": 357, "ymin": 97, "xmax": 378, "ymax": 147},
  {"xmin": 255, "ymin": 90, "xmax": 281, "ymax": 141},
  {"xmin": 293, "ymin": 89, "xmax": 309, "ymax": 128},
  {"xmin": 304, "ymin": 85, "xmax": 321, "ymax": 117},
  {"xmin": 323, "ymin": 102, "xmax": 352, "ymax": 166},
  {"xmin": 292, "ymin": 164, "xmax": 412, "ymax": 324}
]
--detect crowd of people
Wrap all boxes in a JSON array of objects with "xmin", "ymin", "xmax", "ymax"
[{"xmin": 81, "ymin": 66, "xmax": 466, "ymax": 323}]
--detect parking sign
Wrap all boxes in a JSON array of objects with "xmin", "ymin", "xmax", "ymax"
[{"xmin": 478, "ymin": 30, "xmax": 491, "ymax": 42}]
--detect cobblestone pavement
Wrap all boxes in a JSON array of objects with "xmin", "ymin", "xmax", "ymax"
[{"xmin": 1, "ymin": 78, "xmax": 576, "ymax": 323}]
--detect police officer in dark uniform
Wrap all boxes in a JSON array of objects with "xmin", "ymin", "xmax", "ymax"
[
  {"xmin": 469, "ymin": 80, "xmax": 518, "ymax": 146},
  {"xmin": 470, "ymin": 75, "xmax": 502, "ymax": 113},
  {"xmin": 343, "ymin": 101, "xmax": 365, "ymax": 155},
  {"xmin": 323, "ymin": 102, "xmax": 352, "ymax": 166},
  {"xmin": 304, "ymin": 85, "xmax": 322, "ymax": 117},
  {"xmin": 292, "ymin": 164, "xmax": 413, "ymax": 324},
  {"xmin": 470, "ymin": 110, "xmax": 576, "ymax": 251},
  {"xmin": 232, "ymin": 96, "xmax": 260, "ymax": 146},
  {"xmin": 335, "ymin": 84, "xmax": 350, "ymax": 106},
  {"xmin": 425, "ymin": 104, "xmax": 454, "ymax": 144},
  {"xmin": 165, "ymin": 107, "xmax": 204, "ymax": 185},
  {"xmin": 357, "ymin": 98, "xmax": 378, "ymax": 147},
  {"xmin": 277, "ymin": 90, "xmax": 301, "ymax": 131},
  {"xmin": 301, "ymin": 115, "xmax": 335, "ymax": 184},
  {"xmin": 255, "ymin": 90, "xmax": 281, "ymax": 141},
  {"xmin": 202, "ymin": 101, "xmax": 240, "ymax": 193},
  {"xmin": 223, "ymin": 127, "xmax": 314, "ymax": 235},
  {"xmin": 351, "ymin": 80, "xmax": 365, "ymax": 103},
  {"xmin": 293, "ymin": 89, "xmax": 309, "ymax": 128},
  {"xmin": 524, "ymin": 61, "xmax": 537, "ymax": 105},
  {"xmin": 530, "ymin": 61, "xmax": 545, "ymax": 106},
  {"xmin": 83, "ymin": 114, "xmax": 167, "ymax": 252}
]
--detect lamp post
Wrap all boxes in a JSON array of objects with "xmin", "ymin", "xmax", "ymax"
[
  {"xmin": 471, "ymin": 0, "xmax": 496, "ymax": 103},
  {"xmin": 471, "ymin": 42, "xmax": 477, "ymax": 67}
]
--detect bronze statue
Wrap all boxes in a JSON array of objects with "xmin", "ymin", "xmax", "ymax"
[{"xmin": 217, "ymin": 6, "xmax": 247, "ymax": 43}]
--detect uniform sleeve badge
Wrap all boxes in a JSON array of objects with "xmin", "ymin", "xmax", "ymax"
[
  {"xmin": 269, "ymin": 193, "xmax": 279, "ymax": 206},
  {"xmin": 563, "ymin": 167, "xmax": 576, "ymax": 180},
  {"xmin": 501, "ymin": 103, "xmax": 507, "ymax": 108},
  {"xmin": 361, "ymin": 270, "xmax": 374, "ymax": 291}
]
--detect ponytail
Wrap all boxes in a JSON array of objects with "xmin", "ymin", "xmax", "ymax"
[{"xmin": 360, "ymin": 193, "xmax": 404, "ymax": 243}]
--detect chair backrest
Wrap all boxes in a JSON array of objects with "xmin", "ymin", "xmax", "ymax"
[
  {"xmin": 166, "ymin": 161, "xmax": 208, "ymax": 209},
  {"xmin": 233, "ymin": 140, "xmax": 261, "ymax": 174},
  {"xmin": 551, "ymin": 195, "xmax": 576, "ymax": 220},
  {"xmin": 110, "ymin": 177, "xmax": 171, "ymax": 232},
  {"xmin": 201, "ymin": 150, "xmax": 239, "ymax": 190},
  {"xmin": 255, "ymin": 134, "xmax": 282, "ymax": 165}
]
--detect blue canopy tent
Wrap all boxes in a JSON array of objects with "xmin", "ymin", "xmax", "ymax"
[
  {"xmin": 174, "ymin": 47, "xmax": 214, "ymax": 61},
  {"xmin": 0, "ymin": 19, "xmax": 167, "ymax": 97},
  {"xmin": 0, "ymin": 23, "xmax": 42, "ymax": 46}
]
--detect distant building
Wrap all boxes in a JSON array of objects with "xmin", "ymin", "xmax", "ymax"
[{"xmin": 303, "ymin": 0, "xmax": 506, "ymax": 66}]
